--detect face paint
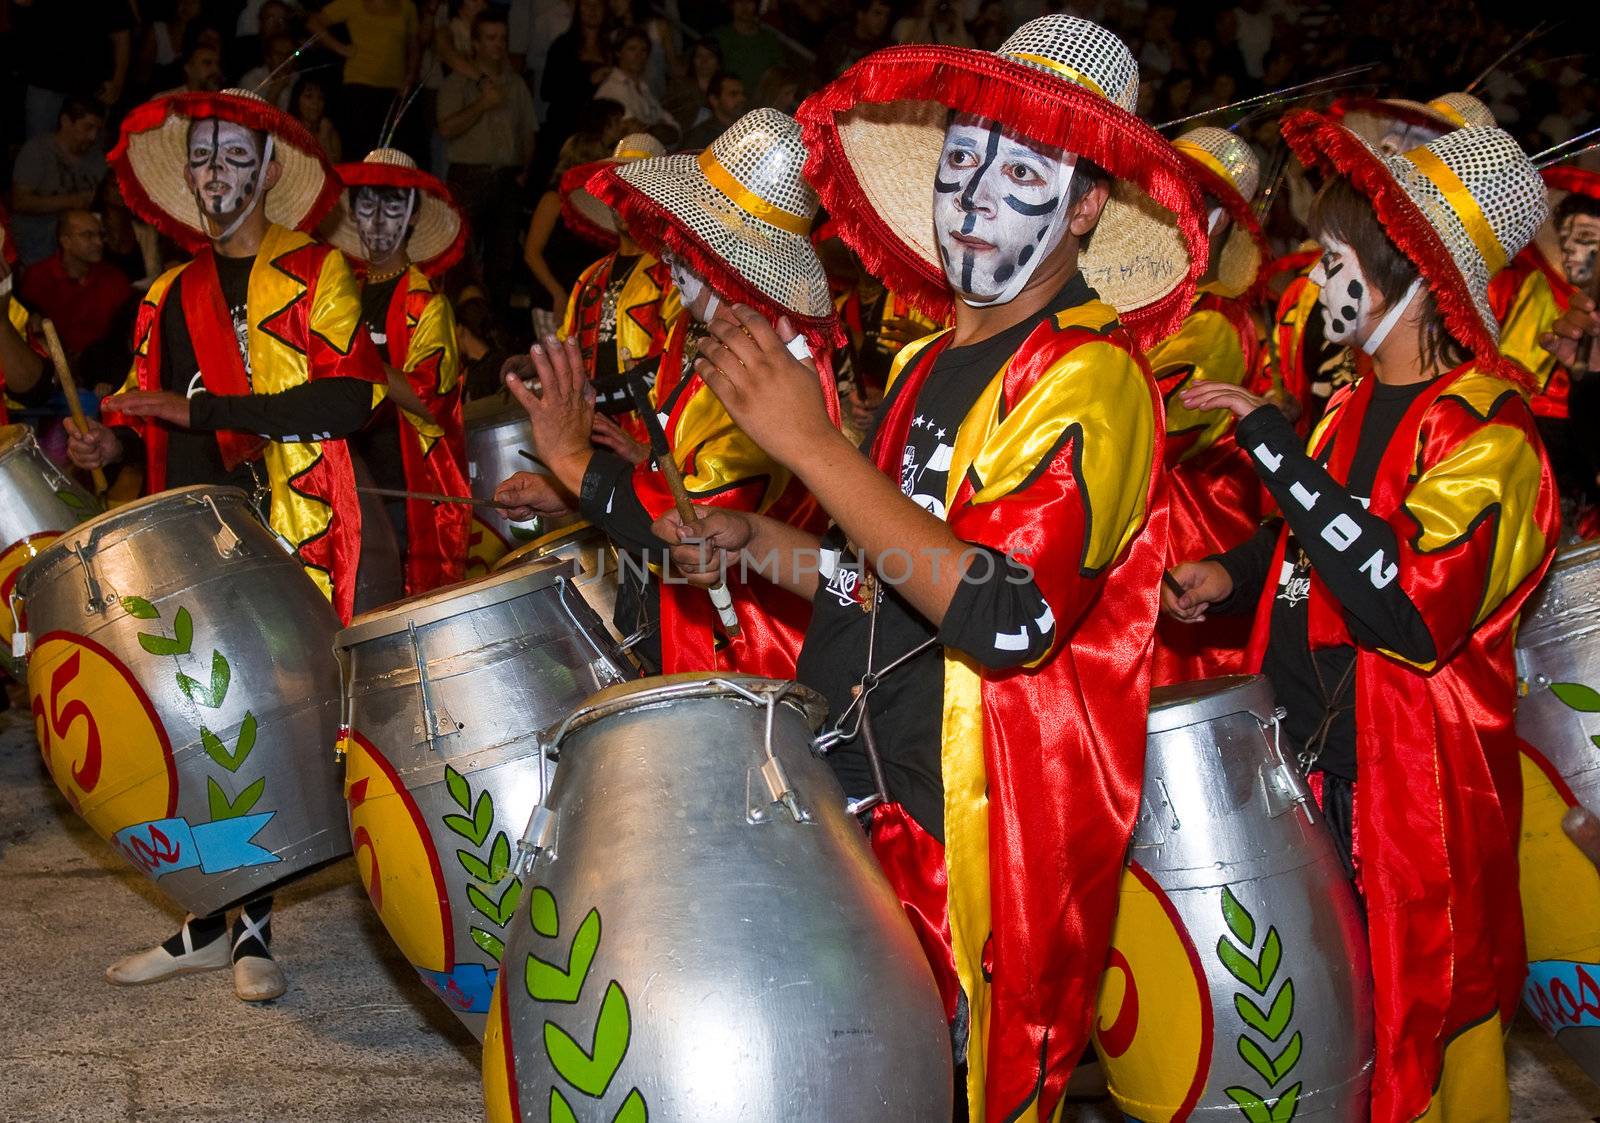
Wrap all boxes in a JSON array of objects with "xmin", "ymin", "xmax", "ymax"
[
  {"xmin": 932, "ymin": 116, "xmax": 1076, "ymax": 307},
  {"xmin": 1308, "ymin": 239, "xmax": 1373, "ymax": 347},
  {"xmin": 1559, "ymin": 213, "xmax": 1600, "ymax": 287},
  {"xmin": 184, "ymin": 119, "xmax": 273, "ymax": 242},
  {"xmin": 353, "ymin": 186, "xmax": 416, "ymax": 263},
  {"xmin": 666, "ymin": 253, "xmax": 720, "ymax": 322}
]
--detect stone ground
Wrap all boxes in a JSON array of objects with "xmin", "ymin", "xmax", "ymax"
[{"xmin": 3, "ymin": 700, "xmax": 1599, "ymax": 1123}]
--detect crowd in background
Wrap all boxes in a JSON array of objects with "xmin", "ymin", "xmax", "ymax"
[{"xmin": 1, "ymin": 0, "xmax": 1595, "ymax": 422}]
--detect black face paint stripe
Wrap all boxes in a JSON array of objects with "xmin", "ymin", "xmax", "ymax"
[
  {"xmin": 961, "ymin": 248, "xmax": 976, "ymax": 293},
  {"xmin": 1002, "ymin": 193, "xmax": 1060, "ymax": 217},
  {"xmin": 957, "ymin": 126, "xmax": 1003, "ymax": 214}
]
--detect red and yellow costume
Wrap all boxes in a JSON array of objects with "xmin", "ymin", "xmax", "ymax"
[
  {"xmin": 0, "ymin": 207, "xmax": 44, "ymax": 425},
  {"xmin": 1490, "ymin": 245, "xmax": 1571, "ymax": 417},
  {"xmin": 559, "ymin": 251, "xmax": 678, "ymax": 378},
  {"xmin": 107, "ymin": 223, "xmax": 385, "ymax": 622}
]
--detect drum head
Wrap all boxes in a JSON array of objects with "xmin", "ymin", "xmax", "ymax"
[
  {"xmin": 553, "ymin": 672, "xmax": 828, "ymax": 746},
  {"xmin": 336, "ymin": 555, "xmax": 577, "ymax": 648},
  {"xmin": 493, "ymin": 522, "xmax": 608, "ymax": 573},
  {"xmin": 1146, "ymin": 674, "xmax": 1277, "ymax": 735},
  {"xmin": 0, "ymin": 423, "xmax": 33, "ymax": 459},
  {"xmin": 464, "ymin": 391, "xmax": 531, "ymax": 432}
]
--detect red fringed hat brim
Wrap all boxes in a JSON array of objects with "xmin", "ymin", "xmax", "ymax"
[
  {"xmin": 796, "ymin": 45, "xmax": 1207, "ymax": 351},
  {"xmin": 1543, "ymin": 165, "xmax": 1600, "ymax": 201},
  {"xmin": 1184, "ymin": 157, "xmax": 1269, "ymax": 302},
  {"xmin": 1329, "ymin": 96, "xmax": 1459, "ymax": 137},
  {"xmin": 328, "ymin": 161, "xmax": 468, "ymax": 277},
  {"xmin": 111, "ymin": 91, "xmax": 340, "ymax": 253},
  {"xmin": 589, "ymin": 167, "xmax": 847, "ymax": 354},
  {"xmin": 1281, "ymin": 110, "xmax": 1521, "ymax": 382},
  {"xmin": 559, "ymin": 161, "xmax": 622, "ymax": 249}
]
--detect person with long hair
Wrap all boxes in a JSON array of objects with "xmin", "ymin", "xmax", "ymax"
[
  {"xmin": 538, "ymin": 0, "xmax": 612, "ymax": 157},
  {"xmin": 522, "ymin": 99, "xmax": 624, "ymax": 315}
]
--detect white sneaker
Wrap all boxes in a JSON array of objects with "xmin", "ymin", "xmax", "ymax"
[
  {"xmin": 232, "ymin": 955, "xmax": 286, "ymax": 1002},
  {"xmin": 105, "ymin": 933, "xmax": 230, "ymax": 985}
]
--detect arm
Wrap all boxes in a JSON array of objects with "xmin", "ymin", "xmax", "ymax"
[
  {"xmin": 102, "ymin": 26, "xmax": 131, "ymax": 106},
  {"xmin": 307, "ymin": 5, "xmax": 356, "ymax": 58},
  {"xmin": 522, "ymin": 194, "xmax": 569, "ymax": 311},
  {"xmin": 437, "ymin": 76, "xmax": 502, "ymax": 140},
  {"xmin": 187, "ymin": 377, "xmax": 377, "ymax": 438},
  {"xmin": 434, "ymin": 23, "xmax": 481, "ymax": 79},
  {"xmin": 0, "ymin": 295, "xmax": 47, "ymax": 396}
]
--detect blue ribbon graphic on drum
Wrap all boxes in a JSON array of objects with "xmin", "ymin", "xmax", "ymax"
[{"xmin": 112, "ymin": 813, "xmax": 280, "ymax": 878}]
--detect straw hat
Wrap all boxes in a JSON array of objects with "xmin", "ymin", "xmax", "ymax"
[
  {"xmin": 588, "ymin": 109, "xmax": 843, "ymax": 347},
  {"xmin": 110, "ymin": 88, "xmax": 338, "ymax": 252},
  {"xmin": 1282, "ymin": 110, "xmax": 1547, "ymax": 370},
  {"xmin": 560, "ymin": 133, "xmax": 667, "ymax": 247},
  {"xmin": 326, "ymin": 148, "xmax": 468, "ymax": 276},
  {"xmin": 795, "ymin": 15, "xmax": 1207, "ymax": 348},
  {"xmin": 1172, "ymin": 126, "xmax": 1267, "ymax": 299},
  {"xmin": 1330, "ymin": 91, "xmax": 1495, "ymax": 144}
]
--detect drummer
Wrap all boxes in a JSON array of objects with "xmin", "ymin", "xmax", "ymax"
[
  {"xmin": 326, "ymin": 148, "xmax": 473, "ymax": 596},
  {"xmin": 0, "ymin": 208, "xmax": 52, "ymax": 425},
  {"xmin": 654, "ymin": 17, "xmax": 1206, "ymax": 1119},
  {"xmin": 63, "ymin": 88, "xmax": 385, "ymax": 1003},
  {"xmin": 1165, "ymin": 115, "xmax": 1558, "ymax": 1121},
  {"xmin": 494, "ymin": 109, "xmax": 845, "ymax": 678}
]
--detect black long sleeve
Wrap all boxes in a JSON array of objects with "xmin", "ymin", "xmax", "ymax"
[
  {"xmin": 1235, "ymin": 403, "xmax": 1436, "ymax": 662},
  {"xmin": 935, "ymin": 545, "xmax": 1055, "ymax": 669},
  {"xmin": 578, "ymin": 449, "xmax": 671, "ymax": 557},
  {"xmin": 1212, "ymin": 520, "xmax": 1283, "ymax": 616},
  {"xmin": 187, "ymin": 377, "xmax": 376, "ymax": 441}
]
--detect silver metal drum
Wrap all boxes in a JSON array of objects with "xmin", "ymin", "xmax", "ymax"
[
  {"xmin": 481, "ymin": 674, "xmax": 953, "ymax": 1123},
  {"xmin": 466, "ymin": 393, "xmax": 550, "ymax": 558},
  {"xmin": 1515, "ymin": 540, "xmax": 1600, "ymax": 1083},
  {"xmin": 0, "ymin": 425, "xmax": 98, "ymax": 677},
  {"xmin": 1093, "ymin": 675, "xmax": 1373, "ymax": 1121},
  {"xmin": 336, "ymin": 559, "xmax": 635, "ymax": 1038},
  {"xmin": 15, "ymin": 485, "xmax": 348, "ymax": 916},
  {"xmin": 493, "ymin": 523, "xmax": 622, "ymax": 643}
]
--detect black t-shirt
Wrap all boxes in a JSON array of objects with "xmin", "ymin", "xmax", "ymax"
[
  {"xmin": 594, "ymin": 253, "xmax": 640, "ymax": 379},
  {"xmin": 351, "ymin": 274, "xmax": 407, "ymax": 493},
  {"xmin": 798, "ymin": 276, "xmax": 1088, "ymax": 840}
]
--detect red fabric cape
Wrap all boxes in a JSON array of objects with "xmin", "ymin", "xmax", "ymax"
[{"xmin": 1243, "ymin": 368, "xmax": 1559, "ymax": 1122}]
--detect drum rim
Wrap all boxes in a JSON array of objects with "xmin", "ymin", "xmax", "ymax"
[
  {"xmin": 15, "ymin": 484, "xmax": 256, "ymax": 597},
  {"xmin": 1146, "ymin": 673, "xmax": 1278, "ymax": 735},
  {"xmin": 494, "ymin": 521, "xmax": 609, "ymax": 571},
  {"xmin": 463, "ymin": 391, "xmax": 534, "ymax": 430},
  {"xmin": 0, "ymin": 422, "xmax": 38, "ymax": 461},
  {"xmin": 550, "ymin": 672, "xmax": 828, "ymax": 746},
  {"xmin": 336, "ymin": 555, "xmax": 580, "ymax": 648}
]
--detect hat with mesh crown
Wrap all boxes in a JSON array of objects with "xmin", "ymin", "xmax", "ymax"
[
  {"xmin": 1282, "ymin": 110, "xmax": 1547, "ymax": 371},
  {"xmin": 1330, "ymin": 91, "xmax": 1495, "ymax": 150},
  {"xmin": 1172, "ymin": 126, "xmax": 1267, "ymax": 299},
  {"xmin": 794, "ymin": 15, "xmax": 1207, "ymax": 349},
  {"xmin": 588, "ymin": 109, "xmax": 843, "ymax": 350},
  {"xmin": 561, "ymin": 133, "xmax": 667, "ymax": 247},
  {"xmin": 326, "ymin": 148, "xmax": 467, "ymax": 276},
  {"xmin": 111, "ymin": 88, "xmax": 338, "ymax": 252}
]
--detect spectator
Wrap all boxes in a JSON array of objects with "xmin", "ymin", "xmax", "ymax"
[
  {"xmin": 1138, "ymin": 5, "xmax": 1182, "ymax": 79},
  {"xmin": 607, "ymin": 0, "xmax": 678, "ymax": 97},
  {"xmin": 310, "ymin": 0, "xmax": 421, "ymax": 154},
  {"xmin": 291, "ymin": 74, "xmax": 344, "ymax": 161},
  {"xmin": 139, "ymin": 0, "xmax": 205, "ymax": 91},
  {"xmin": 19, "ymin": 210, "xmax": 133, "ymax": 361},
  {"xmin": 455, "ymin": 295, "xmax": 514, "ymax": 399},
  {"xmin": 434, "ymin": 0, "xmax": 489, "ymax": 79},
  {"xmin": 665, "ymin": 38, "xmax": 724, "ymax": 136},
  {"xmin": 1231, "ymin": 0, "xmax": 1274, "ymax": 81},
  {"xmin": 11, "ymin": 0, "xmax": 134, "ymax": 138},
  {"xmin": 893, "ymin": 0, "xmax": 975, "ymax": 48},
  {"xmin": 10, "ymin": 99, "xmax": 108, "ymax": 266},
  {"xmin": 968, "ymin": 0, "xmax": 1008, "ymax": 51},
  {"xmin": 95, "ymin": 177, "xmax": 164, "ymax": 292},
  {"xmin": 817, "ymin": 0, "xmax": 893, "ymax": 79},
  {"xmin": 681, "ymin": 72, "xmax": 746, "ymax": 149},
  {"xmin": 594, "ymin": 27, "xmax": 681, "ymax": 138},
  {"xmin": 540, "ymin": 0, "xmax": 614, "ymax": 157},
  {"xmin": 523, "ymin": 103, "xmax": 625, "ymax": 314},
  {"xmin": 506, "ymin": 0, "xmax": 574, "ymax": 120},
  {"xmin": 767, "ymin": 0, "xmax": 835, "ymax": 51},
  {"xmin": 239, "ymin": 34, "xmax": 299, "ymax": 108},
  {"xmin": 161, "ymin": 40, "xmax": 227, "ymax": 95},
  {"xmin": 753, "ymin": 65, "xmax": 802, "ymax": 114},
  {"xmin": 712, "ymin": 0, "xmax": 786, "ymax": 92},
  {"xmin": 227, "ymin": 0, "xmax": 296, "ymax": 80},
  {"xmin": 439, "ymin": 10, "xmax": 539, "ymax": 307}
]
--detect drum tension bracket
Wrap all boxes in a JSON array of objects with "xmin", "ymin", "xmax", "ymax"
[{"xmin": 715, "ymin": 677, "xmax": 812, "ymax": 826}]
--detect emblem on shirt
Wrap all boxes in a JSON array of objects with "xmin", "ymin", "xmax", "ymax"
[{"xmin": 1276, "ymin": 558, "xmax": 1311, "ymax": 608}]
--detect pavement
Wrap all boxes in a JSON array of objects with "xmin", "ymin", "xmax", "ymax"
[{"xmin": 3, "ymin": 699, "xmax": 1600, "ymax": 1123}]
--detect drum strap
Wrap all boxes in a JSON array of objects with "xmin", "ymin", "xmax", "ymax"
[{"xmin": 1300, "ymin": 623, "xmax": 1358, "ymax": 775}]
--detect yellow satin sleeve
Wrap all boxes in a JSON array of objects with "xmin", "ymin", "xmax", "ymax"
[
  {"xmin": 1495, "ymin": 269, "xmax": 1561, "ymax": 391},
  {"xmin": 1147, "ymin": 306, "xmax": 1247, "ymax": 463}
]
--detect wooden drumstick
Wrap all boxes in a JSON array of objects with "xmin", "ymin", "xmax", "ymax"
[{"xmin": 40, "ymin": 319, "xmax": 108, "ymax": 494}]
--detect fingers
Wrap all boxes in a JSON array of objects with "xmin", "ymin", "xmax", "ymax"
[
  {"xmin": 703, "ymin": 313, "xmax": 761, "ymax": 374},
  {"xmin": 732, "ymin": 304, "xmax": 787, "ymax": 354},
  {"xmin": 504, "ymin": 365, "xmax": 540, "ymax": 411}
]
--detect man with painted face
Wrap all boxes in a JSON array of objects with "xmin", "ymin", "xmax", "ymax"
[
  {"xmin": 1166, "ymin": 115, "xmax": 1557, "ymax": 1121},
  {"xmin": 327, "ymin": 149, "xmax": 473, "ymax": 596},
  {"xmin": 488, "ymin": 110, "xmax": 843, "ymax": 681},
  {"xmin": 65, "ymin": 89, "xmax": 385, "ymax": 1003},
  {"xmin": 646, "ymin": 20, "xmax": 1208, "ymax": 1120}
]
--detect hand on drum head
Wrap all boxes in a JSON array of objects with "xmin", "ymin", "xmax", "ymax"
[
  {"xmin": 653, "ymin": 507, "xmax": 753, "ymax": 589},
  {"xmin": 103, "ymin": 390, "xmax": 192, "ymax": 428},
  {"xmin": 65, "ymin": 415, "xmax": 124, "ymax": 471},
  {"xmin": 1564, "ymin": 806, "xmax": 1600, "ymax": 870},
  {"xmin": 504, "ymin": 335, "xmax": 595, "ymax": 489},
  {"xmin": 1162, "ymin": 560, "xmax": 1233, "ymax": 623},
  {"xmin": 493, "ymin": 470, "xmax": 575, "ymax": 522}
]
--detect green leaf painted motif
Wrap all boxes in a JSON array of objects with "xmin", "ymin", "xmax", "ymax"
[
  {"xmin": 1238, "ymin": 1031, "xmax": 1302, "ymax": 1087},
  {"xmin": 467, "ymin": 880, "xmax": 522, "ymax": 927},
  {"xmin": 121, "ymin": 596, "xmax": 159, "ymax": 620},
  {"xmin": 56, "ymin": 489, "xmax": 90, "ymax": 512},
  {"xmin": 200, "ymin": 713, "xmax": 257, "ymax": 772},
  {"xmin": 544, "ymin": 980, "xmax": 631, "ymax": 1097},
  {"xmin": 138, "ymin": 605, "xmax": 194, "ymax": 656},
  {"xmin": 470, "ymin": 926, "xmax": 505, "ymax": 961},
  {"xmin": 530, "ymin": 886, "xmax": 559, "ymax": 938},
  {"xmin": 458, "ymin": 849, "xmax": 493, "ymax": 882},
  {"xmin": 526, "ymin": 907, "xmax": 600, "ymax": 1004},
  {"xmin": 177, "ymin": 649, "xmax": 230, "ymax": 708},
  {"xmin": 489, "ymin": 832, "xmax": 511, "ymax": 882},
  {"xmin": 1235, "ymin": 980, "xmax": 1295, "ymax": 1041},
  {"xmin": 1222, "ymin": 886, "xmax": 1256, "ymax": 946},
  {"xmin": 444, "ymin": 789, "xmax": 494, "ymax": 846},
  {"xmin": 1219, "ymin": 888, "xmax": 1301, "ymax": 1119},
  {"xmin": 445, "ymin": 764, "xmax": 471, "ymax": 811},
  {"xmin": 1219, "ymin": 927, "xmax": 1282, "ymax": 996},
  {"xmin": 1225, "ymin": 1083, "xmax": 1302, "ymax": 1123},
  {"xmin": 1551, "ymin": 681, "xmax": 1600, "ymax": 712},
  {"xmin": 208, "ymin": 775, "xmax": 265, "ymax": 820}
]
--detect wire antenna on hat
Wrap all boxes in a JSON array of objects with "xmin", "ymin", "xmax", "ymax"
[
  {"xmin": 1224, "ymin": 83, "xmax": 1381, "ymax": 132},
  {"xmin": 379, "ymin": 61, "xmax": 438, "ymax": 151},
  {"xmin": 1465, "ymin": 20, "xmax": 1557, "ymax": 93},
  {"xmin": 1251, "ymin": 145, "xmax": 1291, "ymax": 222},
  {"xmin": 1158, "ymin": 64, "xmax": 1377, "ymax": 131},
  {"xmin": 252, "ymin": 33, "xmax": 323, "ymax": 95},
  {"xmin": 1534, "ymin": 125, "xmax": 1600, "ymax": 170}
]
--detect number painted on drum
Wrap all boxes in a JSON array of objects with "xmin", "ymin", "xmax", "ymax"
[{"xmin": 28, "ymin": 631, "xmax": 177, "ymax": 837}]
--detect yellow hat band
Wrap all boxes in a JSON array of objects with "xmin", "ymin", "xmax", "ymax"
[
  {"xmin": 1425, "ymin": 98, "xmax": 1469, "ymax": 130},
  {"xmin": 696, "ymin": 148, "xmax": 811, "ymax": 236},
  {"xmin": 614, "ymin": 149, "xmax": 654, "ymax": 162},
  {"xmin": 1174, "ymin": 141, "xmax": 1246, "ymax": 202},
  {"xmin": 1005, "ymin": 53, "xmax": 1108, "ymax": 100},
  {"xmin": 1403, "ymin": 146, "xmax": 1506, "ymax": 275}
]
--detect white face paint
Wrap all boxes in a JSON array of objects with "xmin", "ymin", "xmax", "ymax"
[
  {"xmin": 666, "ymin": 253, "xmax": 719, "ymax": 322},
  {"xmin": 185, "ymin": 119, "xmax": 269, "ymax": 238},
  {"xmin": 1559, "ymin": 213, "xmax": 1600, "ymax": 288},
  {"xmin": 933, "ymin": 116, "xmax": 1076, "ymax": 307},
  {"xmin": 353, "ymin": 186, "xmax": 416, "ymax": 263},
  {"xmin": 1308, "ymin": 239, "xmax": 1374, "ymax": 347}
]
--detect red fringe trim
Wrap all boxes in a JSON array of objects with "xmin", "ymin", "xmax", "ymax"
[
  {"xmin": 1329, "ymin": 96, "xmax": 1460, "ymax": 135},
  {"xmin": 795, "ymin": 45, "xmax": 1207, "ymax": 351},
  {"xmin": 1281, "ymin": 110, "xmax": 1530, "ymax": 388},
  {"xmin": 333, "ymin": 161, "xmax": 469, "ymax": 277},
  {"xmin": 1184, "ymin": 156, "xmax": 1269, "ymax": 303},
  {"xmin": 1543, "ymin": 165, "xmax": 1600, "ymax": 201},
  {"xmin": 559, "ymin": 161, "xmax": 621, "ymax": 249},
  {"xmin": 589, "ymin": 167, "xmax": 848, "ymax": 354},
  {"xmin": 110, "ymin": 92, "xmax": 340, "ymax": 252}
]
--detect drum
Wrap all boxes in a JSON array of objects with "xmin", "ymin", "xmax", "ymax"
[
  {"xmin": 492, "ymin": 523, "xmax": 623, "ymax": 644},
  {"xmin": 0, "ymin": 425, "xmax": 98, "ymax": 677},
  {"xmin": 15, "ymin": 485, "xmax": 348, "ymax": 916},
  {"xmin": 1515, "ymin": 540, "xmax": 1600, "ymax": 1082},
  {"xmin": 336, "ymin": 559, "xmax": 635, "ymax": 1038},
  {"xmin": 1093, "ymin": 675, "xmax": 1373, "ymax": 1121},
  {"xmin": 481, "ymin": 674, "xmax": 953, "ymax": 1123},
  {"xmin": 465, "ymin": 394, "xmax": 555, "ymax": 573}
]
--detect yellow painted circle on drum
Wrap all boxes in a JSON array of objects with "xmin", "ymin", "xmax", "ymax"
[
  {"xmin": 344, "ymin": 730, "xmax": 453, "ymax": 973},
  {"xmin": 481, "ymin": 974, "xmax": 521, "ymax": 1123},
  {"xmin": 466, "ymin": 516, "xmax": 510, "ymax": 579},
  {"xmin": 0, "ymin": 533, "xmax": 60, "ymax": 647},
  {"xmin": 1094, "ymin": 861, "xmax": 1211, "ymax": 1121},
  {"xmin": 1519, "ymin": 746, "xmax": 1600, "ymax": 963},
  {"xmin": 27, "ymin": 631, "xmax": 177, "ymax": 836}
]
